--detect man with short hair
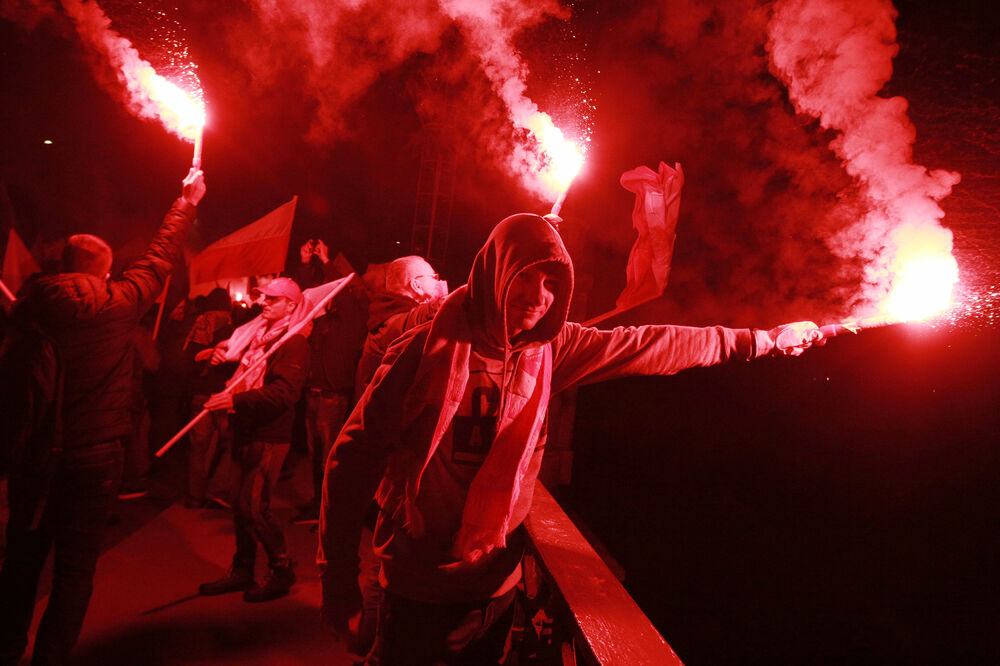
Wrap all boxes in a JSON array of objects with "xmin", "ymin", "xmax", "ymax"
[
  {"xmin": 199, "ymin": 276, "xmax": 310, "ymax": 603},
  {"xmin": 0, "ymin": 168, "xmax": 205, "ymax": 665},
  {"xmin": 319, "ymin": 213, "xmax": 824, "ymax": 664}
]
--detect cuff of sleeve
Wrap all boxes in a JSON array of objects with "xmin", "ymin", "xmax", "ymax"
[
  {"xmin": 750, "ymin": 328, "xmax": 775, "ymax": 359},
  {"xmin": 174, "ymin": 197, "xmax": 197, "ymax": 214}
]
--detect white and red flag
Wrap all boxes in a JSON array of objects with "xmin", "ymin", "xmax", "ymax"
[
  {"xmin": 156, "ymin": 272, "xmax": 356, "ymax": 457},
  {"xmin": 188, "ymin": 196, "xmax": 297, "ymax": 296},
  {"xmin": 2, "ymin": 228, "xmax": 41, "ymax": 299},
  {"xmin": 615, "ymin": 162, "xmax": 684, "ymax": 311}
]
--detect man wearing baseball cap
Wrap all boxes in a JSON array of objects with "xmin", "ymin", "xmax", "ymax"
[{"xmin": 198, "ymin": 276, "xmax": 310, "ymax": 602}]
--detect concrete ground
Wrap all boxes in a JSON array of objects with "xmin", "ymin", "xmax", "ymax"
[{"xmin": 4, "ymin": 449, "xmax": 356, "ymax": 665}]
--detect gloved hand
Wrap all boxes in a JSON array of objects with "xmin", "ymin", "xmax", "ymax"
[{"xmin": 764, "ymin": 321, "xmax": 824, "ymax": 356}]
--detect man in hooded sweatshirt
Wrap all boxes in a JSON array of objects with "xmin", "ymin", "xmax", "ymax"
[
  {"xmin": 0, "ymin": 168, "xmax": 205, "ymax": 666},
  {"xmin": 318, "ymin": 213, "xmax": 824, "ymax": 664}
]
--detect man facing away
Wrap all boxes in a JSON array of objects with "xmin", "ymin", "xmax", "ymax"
[
  {"xmin": 318, "ymin": 213, "xmax": 824, "ymax": 664},
  {"xmin": 0, "ymin": 168, "xmax": 205, "ymax": 666},
  {"xmin": 354, "ymin": 255, "xmax": 448, "ymax": 397},
  {"xmin": 199, "ymin": 277, "xmax": 310, "ymax": 603}
]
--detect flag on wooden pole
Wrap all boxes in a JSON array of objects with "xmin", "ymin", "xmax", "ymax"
[
  {"xmin": 188, "ymin": 196, "xmax": 297, "ymax": 296},
  {"xmin": 616, "ymin": 162, "xmax": 684, "ymax": 311},
  {"xmin": 2, "ymin": 228, "xmax": 40, "ymax": 298},
  {"xmin": 156, "ymin": 273, "xmax": 356, "ymax": 457},
  {"xmin": 582, "ymin": 162, "xmax": 684, "ymax": 327}
]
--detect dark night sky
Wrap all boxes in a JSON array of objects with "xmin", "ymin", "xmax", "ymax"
[{"xmin": 2, "ymin": 1, "xmax": 999, "ymax": 663}]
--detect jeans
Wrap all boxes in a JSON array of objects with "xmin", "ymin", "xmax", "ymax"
[
  {"xmin": 230, "ymin": 439, "xmax": 290, "ymax": 570},
  {"xmin": 304, "ymin": 390, "xmax": 351, "ymax": 507},
  {"xmin": 0, "ymin": 440, "xmax": 124, "ymax": 666}
]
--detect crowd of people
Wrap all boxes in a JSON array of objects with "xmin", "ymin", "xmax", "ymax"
[{"xmin": 0, "ymin": 167, "xmax": 825, "ymax": 665}]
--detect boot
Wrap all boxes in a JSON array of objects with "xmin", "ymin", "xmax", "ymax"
[
  {"xmin": 244, "ymin": 559, "xmax": 295, "ymax": 603},
  {"xmin": 199, "ymin": 561, "xmax": 254, "ymax": 596}
]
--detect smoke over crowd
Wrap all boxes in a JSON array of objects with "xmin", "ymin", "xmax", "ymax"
[{"xmin": 2, "ymin": 0, "xmax": 963, "ymax": 327}]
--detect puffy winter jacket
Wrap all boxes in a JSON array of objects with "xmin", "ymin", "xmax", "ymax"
[{"xmin": 12, "ymin": 198, "xmax": 196, "ymax": 449}]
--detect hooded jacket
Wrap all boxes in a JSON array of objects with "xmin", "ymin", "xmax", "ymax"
[
  {"xmin": 10, "ymin": 198, "xmax": 196, "ymax": 449},
  {"xmin": 354, "ymin": 290, "xmax": 441, "ymax": 397},
  {"xmin": 320, "ymin": 214, "xmax": 763, "ymax": 604}
]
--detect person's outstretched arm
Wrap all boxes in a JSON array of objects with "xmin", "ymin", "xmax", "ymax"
[{"xmin": 551, "ymin": 320, "xmax": 822, "ymax": 393}]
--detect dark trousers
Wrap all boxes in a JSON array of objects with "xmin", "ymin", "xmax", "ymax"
[
  {"xmin": 187, "ymin": 396, "xmax": 231, "ymax": 502},
  {"xmin": 230, "ymin": 439, "xmax": 290, "ymax": 570},
  {"xmin": 122, "ymin": 403, "xmax": 151, "ymax": 484},
  {"xmin": 369, "ymin": 588, "xmax": 517, "ymax": 666},
  {"xmin": 304, "ymin": 390, "xmax": 351, "ymax": 506},
  {"xmin": 0, "ymin": 441, "xmax": 124, "ymax": 666}
]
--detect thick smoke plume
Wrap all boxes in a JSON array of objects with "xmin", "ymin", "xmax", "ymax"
[
  {"xmin": 580, "ymin": 0, "xmax": 865, "ymax": 326},
  {"xmin": 232, "ymin": 0, "xmax": 450, "ymax": 142},
  {"xmin": 232, "ymin": 0, "xmax": 578, "ymax": 201},
  {"xmin": 437, "ymin": 0, "xmax": 583, "ymax": 201},
  {"xmin": 767, "ymin": 0, "xmax": 961, "ymax": 318},
  {"xmin": 57, "ymin": 0, "xmax": 204, "ymax": 141},
  {"xmin": 4, "ymin": 0, "xmax": 963, "ymax": 327}
]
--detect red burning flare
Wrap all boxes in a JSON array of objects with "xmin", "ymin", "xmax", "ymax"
[
  {"xmin": 882, "ymin": 224, "xmax": 959, "ymax": 322},
  {"xmin": 62, "ymin": 0, "xmax": 205, "ymax": 164},
  {"xmin": 767, "ymin": 0, "xmax": 961, "ymax": 328}
]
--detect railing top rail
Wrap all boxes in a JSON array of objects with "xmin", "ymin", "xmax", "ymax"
[{"xmin": 525, "ymin": 483, "xmax": 684, "ymax": 666}]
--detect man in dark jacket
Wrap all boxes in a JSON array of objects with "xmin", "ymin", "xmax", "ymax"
[
  {"xmin": 199, "ymin": 277, "xmax": 310, "ymax": 603},
  {"xmin": 294, "ymin": 242, "xmax": 368, "ymax": 523},
  {"xmin": 319, "ymin": 213, "xmax": 824, "ymax": 664},
  {"xmin": 354, "ymin": 255, "xmax": 447, "ymax": 397},
  {"xmin": 0, "ymin": 168, "xmax": 205, "ymax": 666}
]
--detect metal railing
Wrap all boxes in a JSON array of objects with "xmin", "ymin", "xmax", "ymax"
[{"xmin": 517, "ymin": 483, "xmax": 684, "ymax": 666}]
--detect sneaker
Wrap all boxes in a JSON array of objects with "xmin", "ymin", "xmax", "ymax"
[
  {"xmin": 199, "ymin": 568, "xmax": 254, "ymax": 596},
  {"xmin": 204, "ymin": 496, "xmax": 232, "ymax": 510},
  {"xmin": 118, "ymin": 480, "xmax": 149, "ymax": 500},
  {"xmin": 244, "ymin": 563, "xmax": 295, "ymax": 603}
]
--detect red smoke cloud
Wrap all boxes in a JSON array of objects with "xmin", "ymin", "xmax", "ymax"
[
  {"xmin": 768, "ymin": 0, "xmax": 960, "ymax": 320},
  {"xmin": 231, "ymin": 0, "xmax": 583, "ymax": 203},
  {"xmin": 55, "ymin": 0, "xmax": 205, "ymax": 142},
  {"xmin": 3, "ymin": 0, "xmax": 965, "ymax": 327}
]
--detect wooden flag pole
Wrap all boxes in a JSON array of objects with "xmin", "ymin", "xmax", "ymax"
[
  {"xmin": 151, "ymin": 274, "xmax": 172, "ymax": 341},
  {"xmin": 155, "ymin": 273, "xmax": 356, "ymax": 458}
]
